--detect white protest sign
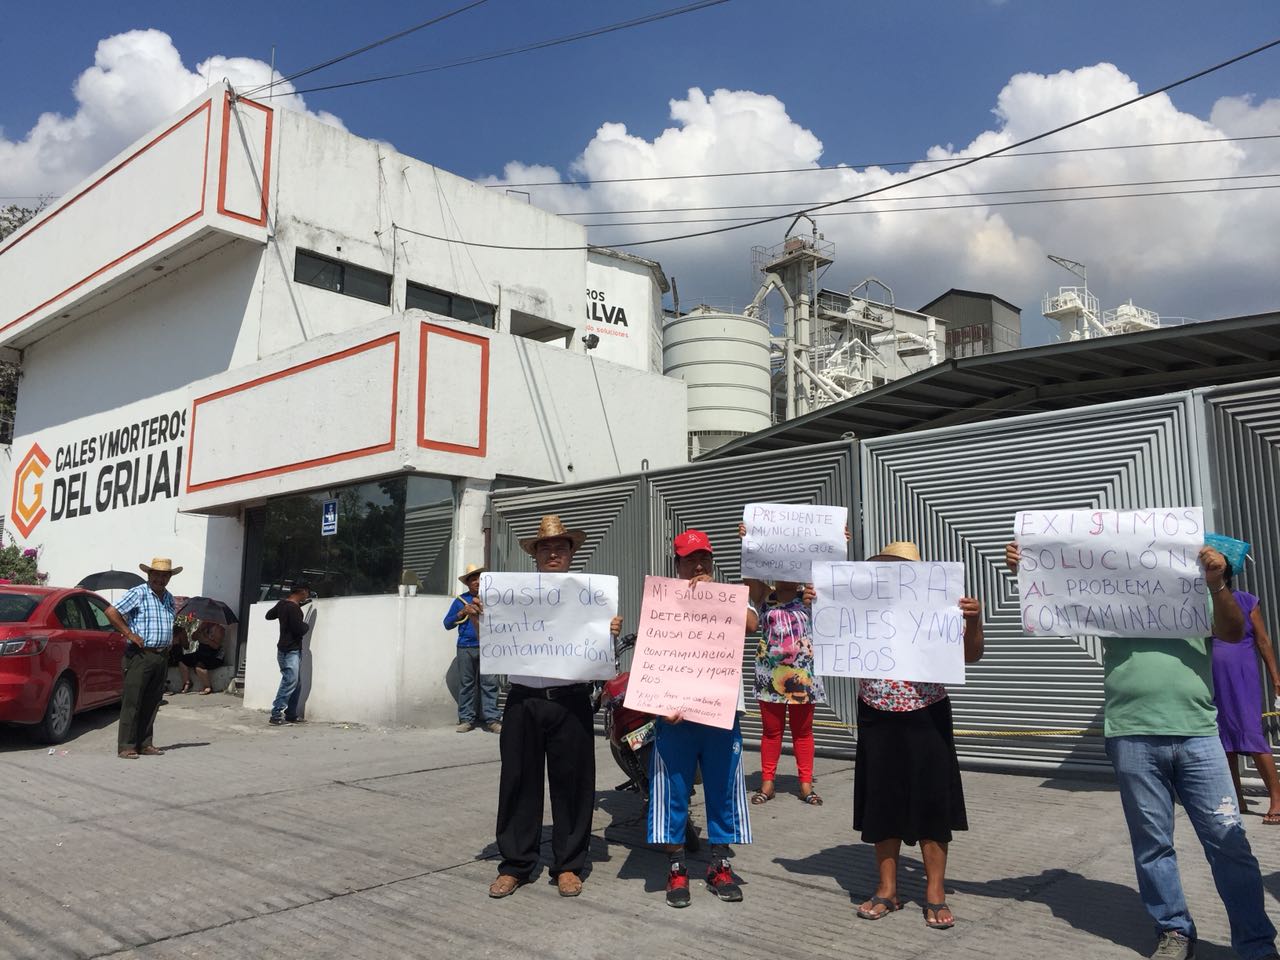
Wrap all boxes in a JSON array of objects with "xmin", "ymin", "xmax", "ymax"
[
  {"xmin": 478, "ymin": 572, "xmax": 618, "ymax": 681},
  {"xmin": 741, "ymin": 502, "xmax": 848, "ymax": 582},
  {"xmin": 1013, "ymin": 507, "xmax": 1209, "ymax": 639},
  {"xmin": 810, "ymin": 560, "xmax": 967, "ymax": 684}
]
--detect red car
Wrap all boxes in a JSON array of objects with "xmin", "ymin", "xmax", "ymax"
[{"xmin": 0, "ymin": 585, "xmax": 126, "ymax": 743}]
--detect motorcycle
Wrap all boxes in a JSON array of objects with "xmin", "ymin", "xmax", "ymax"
[{"xmin": 594, "ymin": 633, "xmax": 700, "ymax": 851}]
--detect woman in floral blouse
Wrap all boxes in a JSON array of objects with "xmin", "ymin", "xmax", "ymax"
[
  {"xmin": 853, "ymin": 541, "xmax": 984, "ymax": 932},
  {"xmin": 740, "ymin": 523, "xmax": 847, "ymax": 806}
]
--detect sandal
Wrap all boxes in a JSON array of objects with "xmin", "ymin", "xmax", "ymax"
[
  {"xmin": 750, "ymin": 790, "xmax": 774, "ymax": 805},
  {"xmin": 856, "ymin": 895, "xmax": 901, "ymax": 920},
  {"xmin": 1263, "ymin": 812, "xmax": 1280, "ymax": 825},
  {"xmin": 923, "ymin": 901, "xmax": 955, "ymax": 930},
  {"xmin": 800, "ymin": 791, "xmax": 823, "ymax": 805},
  {"xmin": 200, "ymin": 688, "xmax": 213, "ymax": 695},
  {"xmin": 179, "ymin": 682, "xmax": 192, "ymax": 694}
]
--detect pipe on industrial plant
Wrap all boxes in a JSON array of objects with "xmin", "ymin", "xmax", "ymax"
[{"xmin": 791, "ymin": 352, "xmax": 851, "ymax": 404}]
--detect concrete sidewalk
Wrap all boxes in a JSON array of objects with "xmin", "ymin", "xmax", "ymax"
[{"xmin": 1, "ymin": 695, "xmax": 1278, "ymax": 960}]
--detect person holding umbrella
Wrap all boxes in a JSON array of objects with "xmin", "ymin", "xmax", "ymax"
[{"xmin": 173, "ymin": 597, "xmax": 239, "ymax": 695}]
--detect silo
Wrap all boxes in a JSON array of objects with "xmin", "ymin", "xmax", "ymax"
[{"xmin": 663, "ymin": 306, "xmax": 772, "ymax": 458}]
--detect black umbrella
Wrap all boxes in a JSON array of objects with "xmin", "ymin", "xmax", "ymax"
[
  {"xmin": 78, "ymin": 570, "xmax": 144, "ymax": 591},
  {"xmin": 176, "ymin": 596, "xmax": 239, "ymax": 625}
]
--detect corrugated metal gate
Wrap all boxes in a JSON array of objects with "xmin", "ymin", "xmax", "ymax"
[
  {"xmin": 487, "ymin": 377, "xmax": 1280, "ymax": 772},
  {"xmin": 860, "ymin": 393, "xmax": 1204, "ymax": 770},
  {"xmin": 490, "ymin": 441, "xmax": 860, "ymax": 755},
  {"xmin": 1203, "ymin": 378, "xmax": 1280, "ymax": 770}
]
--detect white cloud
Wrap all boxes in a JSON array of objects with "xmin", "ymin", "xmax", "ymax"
[
  {"xmin": 0, "ymin": 29, "xmax": 345, "ymax": 204},
  {"xmin": 485, "ymin": 70, "xmax": 1280, "ymax": 342}
]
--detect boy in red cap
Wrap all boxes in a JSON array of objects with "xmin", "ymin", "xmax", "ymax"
[{"xmin": 649, "ymin": 529, "xmax": 759, "ymax": 908}]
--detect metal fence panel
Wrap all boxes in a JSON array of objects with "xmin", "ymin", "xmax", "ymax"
[
  {"xmin": 861, "ymin": 393, "xmax": 1203, "ymax": 770},
  {"xmin": 1203, "ymin": 378, "xmax": 1280, "ymax": 769}
]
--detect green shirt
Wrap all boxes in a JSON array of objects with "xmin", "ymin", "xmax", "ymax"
[{"xmin": 1102, "ymin": 636, "xmax": 1218, "ymax": 738}]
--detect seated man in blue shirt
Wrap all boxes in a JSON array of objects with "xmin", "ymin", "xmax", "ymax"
[
  {"xmin": 444, "ymin": 564, "xmax": 501, "ymax": 733},
  {"xmin": 105, "ymin": 556, "xmax": 181, "ymax": 759}
]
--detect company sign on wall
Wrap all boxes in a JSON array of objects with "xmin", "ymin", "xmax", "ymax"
[
  {"xmin": 9, "ymin": 408, "xmax": 186, "ymax": 539},
  {"xmin": 584, "ymin": 256, "xmax": 661, "ymax": 373}
]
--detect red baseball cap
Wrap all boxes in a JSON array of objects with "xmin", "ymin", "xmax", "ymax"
[{"xmin": 673, "ymin": 529, "xmax": 713, "ymax": 557}]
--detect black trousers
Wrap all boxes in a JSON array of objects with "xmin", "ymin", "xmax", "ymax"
[
  {"xmin": 118, "ymin": 647, "xmax": 168, "ymax": 751},
  {"xmin": 495, "ymin": 686, "xmax": 596, "ymax": 879}
]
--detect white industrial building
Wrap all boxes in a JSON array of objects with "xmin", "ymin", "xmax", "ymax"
[{"xmin": 0, "ymin": 83, "xmax": 687, "ymax": 726}]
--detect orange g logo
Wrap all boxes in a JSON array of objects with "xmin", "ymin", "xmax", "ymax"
[{"xmin": 11, "ymin": 443, "xmax": 50, "ymax": 538}]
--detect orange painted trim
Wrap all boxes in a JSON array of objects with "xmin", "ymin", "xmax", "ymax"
[
  {"xmin": 417, "ymin": 322, "xmax": 489, "ymax": 457},
  {"xmin": 185, "ymin": 333, "xmax": 401, "ymax": 493},
  {"xmin": 0, "ymin": 100, "xmax": 213, "ymax": 334},
  {"xmin": 216, "ymin": 91, "xmax": 274, "ymax": 226}
]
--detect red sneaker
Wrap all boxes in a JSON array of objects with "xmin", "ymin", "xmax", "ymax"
[
  {"xmin": 706, "ymin": 860, "xmax": 743, "ymax": 902},
  {"xmin": 666, "ymin": 862, "xmax": 691, "ymax": 908}
]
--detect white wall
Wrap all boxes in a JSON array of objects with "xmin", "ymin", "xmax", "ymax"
[
  {"xmin": 179, "ymin": 314, "xmax": 687, "ymax": 514},
  {"xmin": 244, "ymin": 595, "xmax": 460, "ymax": 727}
]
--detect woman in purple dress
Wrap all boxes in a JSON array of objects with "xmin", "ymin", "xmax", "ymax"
[{"xmin": 1212, "ymin": 566, "xmax": 1280, "ymax": 823}]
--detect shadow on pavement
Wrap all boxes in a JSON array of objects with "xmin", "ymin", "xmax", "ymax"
[
  {"xmin": 0, "ymin": 703, "xmax": 120, "ymax": 753},
  {"xmin": 160, "ymin": 741, "xmax": 212, "ymax": 751}
]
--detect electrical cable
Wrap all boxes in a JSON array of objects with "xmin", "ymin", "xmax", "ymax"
[
  {"xmin": 255, "ymin": 0, "xmax": 734, "ymax": 99},
  {"xmin": 577, "ymin": 184, "xmax": 1280, "ymax": 229},
  {"xmin": 388, "ymin": 36, "xmax": 1280, "ymax": 251},
  {"xmin": 559, "ymin": 172, "xmax": 1280, "ymax": 218},
  {"xmin": 240, "ymin": 0, "xmax": 492, "ymax": 99},
  {"xmin": 488, "ymin": 134, "xmax": 1280, "ymax": 189}
]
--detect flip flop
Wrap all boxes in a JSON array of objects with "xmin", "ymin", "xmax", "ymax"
[
  {"xmin": 857, "ymin": 895, "xmax": 901, "ymax": 920},
  {"xmin": 750, "ymin": 790, "xmax": 774, "ymax": 805},
  {"xmin": 200, "ymin": 688, "xmax": 213, "ymax": 695},
  {"xmin": 1262, "ymin": 813, "xmax": 1280, "ymax": 825},
  {"xmin": 923, "ymin": 901, "xmax": 955, "ymax": 930}
]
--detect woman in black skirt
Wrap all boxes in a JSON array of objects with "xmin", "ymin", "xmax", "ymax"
[{"xmin": 853, "ymin": 541, "xmax": 985, "ymax": 930}]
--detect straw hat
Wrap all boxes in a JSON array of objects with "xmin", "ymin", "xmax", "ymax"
[
  {"xmin": 519, "ymin": 515, "xmax": 587, "ymax": 557},
  {"xmin": 869, "ymin": 541, "xmax": 921, "ymax": 562},
  {"xmin": 139, "ymin": 557, "xmax": 183, "ymax": 576},
  {"xmin": 458, "ymin": 563, "xmax": 487, "ymax": 585}
]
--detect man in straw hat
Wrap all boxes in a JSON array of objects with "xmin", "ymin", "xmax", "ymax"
[
  {"xmin": 443, "ymin": 563, "xmax": 501, "ymax": 733},
  {"xmin": 105, "ymin": 557, "xmax": 182, "ymax": 759},
  {"xmin": 488, "ymin": 515, "xmax": 622, "ymax": 900}
]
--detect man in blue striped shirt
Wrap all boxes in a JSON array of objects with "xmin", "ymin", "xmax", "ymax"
[{"xmin": 106, "ymin": 557, "xmax": 181, "ymax": 759}]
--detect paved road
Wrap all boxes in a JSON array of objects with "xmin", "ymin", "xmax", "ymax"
[{"xmin": 2, "ymin": 695, "xmax": 1278, "ymax": 959}]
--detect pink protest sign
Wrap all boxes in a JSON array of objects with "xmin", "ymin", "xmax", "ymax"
[{"xmin": 623, "ymin": 575, "xmax": 748, "ymax": 730}]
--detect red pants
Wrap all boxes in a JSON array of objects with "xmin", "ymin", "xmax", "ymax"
[{"xmin": 758, "ymin": 701, "xmax": 815, "ymax": 782}]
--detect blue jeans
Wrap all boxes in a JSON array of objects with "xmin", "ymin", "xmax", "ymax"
[
  {"xmin": 272, "ymin": 649, "xmax": 302, "ymax": 720},
  {"xmin": 456, "ymin": 646, "xmax": 498, "ymax": 724},
  {"xmin": 1106, "ymin": 734, "xmax": 1276, "ymax": 959}
]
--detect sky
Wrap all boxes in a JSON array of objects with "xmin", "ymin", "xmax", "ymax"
[{"xmin": 2, "ymin": 0, "xmax": 1278, "ymax": 345}]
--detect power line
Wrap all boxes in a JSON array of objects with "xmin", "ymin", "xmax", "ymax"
[
  {"xmin": 558, "ymin": 173, "xmax": 1280, "ymax": 218},
  {"xmin": 392, "ymin": 36, "xmax": 1280, "ymax": 252},
  {"xmin": 241, "ymin": 0, "xmax": 492, "ymax": 99},
  {"xmin": 255, "ymin": 0, "xmax": 734, "ymax": 100},
  {"xmin": 486, "ymin": 134, "xmax": 1280, "ymax": 189},
  {"xmin": 577, "ymin": 183, "xmax": 1280, "ymax": 229}
]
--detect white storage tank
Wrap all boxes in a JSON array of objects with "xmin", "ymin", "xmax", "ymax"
[{"xmin": 663, "ymin": 306, "xmax": 772, "ymax": 457}]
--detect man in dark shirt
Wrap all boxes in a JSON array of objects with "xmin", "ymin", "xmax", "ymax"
[{"xmin": 265, "ymin": 583, "xmax": 311, "ymax": 725}]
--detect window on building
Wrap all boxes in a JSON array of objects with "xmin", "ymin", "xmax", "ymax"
[
  {"xmin": 294, "ymin": 250, "xmax": 391, "ymax": 306},
  {"xmin": 405, "ymin": 281, "xmax": 495, "ymax": 328},
  {"xmin": 248, "ymin": 475, "xmax": 455, "ymax": 600}
]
